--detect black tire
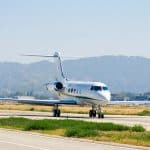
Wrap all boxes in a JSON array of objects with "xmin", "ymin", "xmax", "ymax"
[
  {"xmin": 92, "ymin": 110, "xmax": 96, "ymax": 117},
  {"xmin": 89, "ymin": 110, "xmax": 93, "ymax": 117},
  {"xmin": 101, "ymin": 113, "xmax": 104, "ymax": 118},
  {"xmin": 98, "ymin": 113, "xmax": 104, "ymax": 118},
  {"xmin": 53, "ymin": 109, "xmax": 61, "ymax": 117},
  {"xmin": 53, "ymin": 109, "xmax": 57, "ymax": 117},
  {"xmin": 89, "ymin": 110, "xmax": 97, "ymax": 118},
  {"xmin": 57, "ymin": 109, "xmax": 61, "ymax": 117},
  {"xmin": 98, "ymin": 113, "xmax": 101, "ymax": 118}
]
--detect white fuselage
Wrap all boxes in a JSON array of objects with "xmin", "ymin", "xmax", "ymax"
[
  {"xmin": 46, "ymin": 52, "xmax": 111, "ymax": 106},
  {"xmin": 21, "ymin": 52, "xmax": 111, "ymax": 107},
  {"xmin": 47, "ymin": 80, "xmax": 111, "ymax": 106}
]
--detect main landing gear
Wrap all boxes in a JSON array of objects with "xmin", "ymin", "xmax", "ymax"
[
  {"xmin": 53, "ymin": 104, "xmax": 61, "ymax": 117},
  {"xmin": 89, "ymin": 105, "xmax": 104, "ymax": 118},
  {"xmin": 52, "ymin": 104, "xmax": 104, "ymax": 118}
]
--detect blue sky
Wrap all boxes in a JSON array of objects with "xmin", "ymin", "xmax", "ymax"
[{"xmin": 0, "ymin": 0, "xmax": 150, "ymax": 63}]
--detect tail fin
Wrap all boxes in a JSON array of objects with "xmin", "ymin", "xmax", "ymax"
[
  {"xmin": 53, "ymin": 52, "xmax": 66, "ymax": 82},
  {"xmin": 22, "ymin": 51, "xmax": 66, "ymax": 82}
]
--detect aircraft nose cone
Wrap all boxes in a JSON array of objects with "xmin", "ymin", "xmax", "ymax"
[
  {"xmin": 97, "ymin": 91, "xmax": 111, "ymax": 103},
  {"xmin": 105, "ymin": 92, "xmax": 111, "ymax": 102}
]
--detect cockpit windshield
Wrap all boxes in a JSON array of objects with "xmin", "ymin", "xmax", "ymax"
[
  {"xmin": 90, "ymin": 86, "xmax": 102, "ymax": 91},
  {"xmin": 91, "ymin": 86, "xmax": 108, "ymax": 91}
]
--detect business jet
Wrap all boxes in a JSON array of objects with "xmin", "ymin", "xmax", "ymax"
[{"xmin": 5, "ymin": 52, "xmax": 111, "ymax": 118}]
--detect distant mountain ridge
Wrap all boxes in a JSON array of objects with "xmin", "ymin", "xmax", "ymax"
[{"xmin": 0, "ymin": 55, "xmax": 150, "ymax": 95}]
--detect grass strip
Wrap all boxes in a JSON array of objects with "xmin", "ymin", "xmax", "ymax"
[
  {"xmin": 138, "ymin": 110, "xmax": 150, "ymax": 116},
  {"xmin": 0, "ymin": 117, "xmax": 149, "ymax": 147},
  {"xmin": 0, "ymin": 104, "xmax": 150, "ymax": 116},
  {"xmin": 0, "ymin": 117, "xmax": 150, "ymax": 146},
  {"xmin": 0, "ymin": 117, "xmax": 141, "ymax": 132}
]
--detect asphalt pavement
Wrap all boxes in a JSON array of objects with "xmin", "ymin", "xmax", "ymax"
[{"xmin": 0, "ymin": 129, "xmax": 149, "ymax": 150}]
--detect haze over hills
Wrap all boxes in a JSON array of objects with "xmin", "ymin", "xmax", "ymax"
[{"xmin": 0, "ymin": 55, "xmax": 150, "ymax": 96}]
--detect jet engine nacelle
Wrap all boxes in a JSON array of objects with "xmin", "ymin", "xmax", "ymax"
[
  {"xmin": 46, "ymin": 81, "xmax": 64, "ymax": 92},
  {"xmin": 55, "ymin": 82, "xmax": 63, "ymax": 90}
]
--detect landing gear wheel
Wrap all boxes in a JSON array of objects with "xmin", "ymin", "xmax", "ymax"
[
  {"xmin": 93, "ymin": 110, "xmax": 96, "ymax": 117},
  {"xmin": 97, "ymin": 105, "xmax": 104, "ymax": 119},
  {"xmin": 53, "ymin": 109, "xmax": 61, "ymax": 117},
  {"xmin": 89, "ymin": 110, "xmax": 97, "ymax": 118},
  {"xmin": 89, "ymin": 110, "xmax": 93, "ymax": 118},
  {"xmin": 98, "ymin": 113, "xmax": 104, "ymax": 118},
  {"xmin": 53, "ymin": 109, "xmax": 57, "ymax": 117},
  {"xmin": 57, "ymin": 109, "xmax": 61, "ymax": 117},
  {"xmin": 53, "ymin": 104, "xmax": 61, "ymax": 117},
  {"xmin": 101, "ymin": 113, "xmax": 104, "ymax": 118}
]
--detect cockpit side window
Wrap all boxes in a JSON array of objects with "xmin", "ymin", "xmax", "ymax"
[
  {"xmin": 103, "ymin": 86, "xmax": 108, "ymax": 90},
  {"xmin": 90, "ymin": 86, "xmax": 94, "ymax": 90},
  {"xmin": 90, "ymin": 86, "xmax": 102, "ymax": 91}
]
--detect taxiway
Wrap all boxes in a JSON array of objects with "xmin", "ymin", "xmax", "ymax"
[
  {"xmin": 0, "ymin": 110, "xmax": 150, "ymax": 131},
  {"xmin": 0, "ymin": 129, "xmax": 149, "ymax": 150}
]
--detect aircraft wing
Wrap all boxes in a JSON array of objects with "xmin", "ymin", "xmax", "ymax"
[
  {"xmin": 109, "ymin": 100, "xmax": 150, "ymax": 105},
  {"xmin": 0, "ymin": 98, "xmax": 77, "ymax": 106}
]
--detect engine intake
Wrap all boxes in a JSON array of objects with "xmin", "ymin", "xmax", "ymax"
[{"xmin": 55, "ymin": 82, "xmax": 63, "ymax": 90}]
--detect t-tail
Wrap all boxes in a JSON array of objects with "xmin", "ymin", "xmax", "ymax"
[
  {"xmin": 23, "ymin": 51, "xmax": 67, "ymax": 83},
  {"xmin": 53, "ymin": 52, "xmax": 66, "ymax": 82}
]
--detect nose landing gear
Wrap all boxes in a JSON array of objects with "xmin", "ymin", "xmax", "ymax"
[{"xmin": 89, "ymin": 105, "xmax": 104, "ymax": 118}]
